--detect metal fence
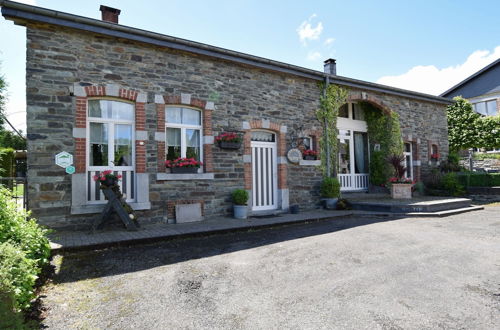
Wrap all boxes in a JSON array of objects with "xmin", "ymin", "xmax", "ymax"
[{"xmin": 0, "ymin": 177, "xmax": 27, "ymax": 209}]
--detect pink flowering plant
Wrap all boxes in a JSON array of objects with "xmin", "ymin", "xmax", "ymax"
[
  {"xmin": 430, "ymin": 153, "xmax": 440, "ymax": 160},
  {"xmin": 215, "ymin": 132, "xmax": 242, "ymax": 143},
  {"xmin": 302, "ymin": 149, "xmax": 319, "ymax": 157},
  {"xmin": 93, "ymin": 170, "xmax": 122, "ymax": 182},
  {"xmin": 386, "ymin": 154, "xmax": 415, "ymax": 185},
  {"xmin": 165, "ymin": 157, "xmax": 203, "ymax": 168}
]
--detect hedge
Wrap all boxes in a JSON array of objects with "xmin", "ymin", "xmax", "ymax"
[
  {"xmin": 456, "ymin": 173, "xmax": 500, "ymax": 187},
  {"xmin": 0, "ymin": 147, "xmax": 15, "ymax": 177},
  {"xmin": 0, "ymin": 187, "xmax": 51, "ymax": 327}
]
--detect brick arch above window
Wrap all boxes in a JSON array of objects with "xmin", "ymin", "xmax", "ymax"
[{"xmin": 155, "ymin": 93, "xmax": 215, "ymax": 174}]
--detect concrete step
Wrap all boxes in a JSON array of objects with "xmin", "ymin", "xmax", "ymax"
[{"xmin": 351, "ymin": 198, "xmax": 472, "ymax": 213}]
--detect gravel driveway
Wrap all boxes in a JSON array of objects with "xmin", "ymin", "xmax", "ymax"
[{"xmin": 42, "ymin": 207, "xmax": 500, "ymax": 329}]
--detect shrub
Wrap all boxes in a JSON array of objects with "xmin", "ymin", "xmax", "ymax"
[
  {"xmin": 369, "ymin": 150, "xmax": 387, "ymax": 185},
  {"xmin": 320, "ymin": 177, "xmax": 340, "ymax": 198},
  {"xmin": 0, "ymin": 242, "xmax": 38, "ymax": 311},
  {"xmin": 456, "ymin": 173, "xmax": 500, "ymax": 187},
  {"xmin": 0, "ymin": 188, "xmax": 51, "ymax": 267},
  {"xmin": 232, "ymin": 189, "xmax": 249, "ymax": 205},
  {"xmin": 0, "ymin": 147, "xmax": 15, "ymax": 177},
  {"xmin": 441, "ymin": 173, "xmax": 466, "ymax": 196}
]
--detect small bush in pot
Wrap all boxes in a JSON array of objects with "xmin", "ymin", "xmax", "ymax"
[
  {"xmin": 232, "ymin": 189, "xmax": 249, "ymax": 219},
  {"xmin": 320, "ymin": 177, "xmax": 340, "ymax": 209}
]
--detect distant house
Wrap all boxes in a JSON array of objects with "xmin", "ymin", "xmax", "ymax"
[{"xmin": 441, "ymin": 58, "xmax": 500, "ymax": 117}]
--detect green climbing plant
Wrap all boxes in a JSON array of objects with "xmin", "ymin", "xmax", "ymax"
[
  {"xmin": 362, "ymin": 102, "xmax": 403, "ymax": 185},
  {"xmin": 316, "ymin": 83, "xmax": 348, "ymax": 178}
]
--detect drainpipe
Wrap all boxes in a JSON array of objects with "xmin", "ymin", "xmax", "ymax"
[{"xmin": 323, "ymin": 59, "xmax": 337, "ymax": 178}]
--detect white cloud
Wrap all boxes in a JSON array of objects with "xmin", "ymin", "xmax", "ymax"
[
  {"xmin": 297, "ymin": 14, "xmax": 323, "ymax": 45},
  {"xmin": 16, "ymin": 0, "xmax": 37, "ymax": 5},
  {"xmin": 307, "ymin": 51, "xmax": 322, "ymax": 61},
  {"xmin": 376, "ymin": 46, "xmax": 500, "ymax": 95},
  {"xmin": 324, "ymin": 38, "xmax": 335, "ymax": 46}
]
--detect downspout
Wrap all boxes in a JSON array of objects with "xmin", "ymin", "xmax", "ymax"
[{"xmin": 324, "ymin": 74, "xmax": 331, "ymax": 177}]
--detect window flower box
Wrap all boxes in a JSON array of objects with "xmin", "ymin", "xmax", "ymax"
[
  {"xmin": 216, "ymin": 132, "xmax": 242, "ymax": 150},
  {"xmin": 166, "ymin": 158, "xmax": 203, "ymax": 174},
  {"xmin": 302, "ymin": 149, "xmax": 318, "ymax": 160},
  {"xmin": 171, "ymin": 167, "xmax": 198, "ymax": 174}
]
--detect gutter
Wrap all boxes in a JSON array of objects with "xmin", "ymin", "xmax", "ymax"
[{"xmin": 1, "ymin": 0, "xmax": 451, "ymax": 105}]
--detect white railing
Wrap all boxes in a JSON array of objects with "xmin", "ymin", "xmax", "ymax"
[
  {"xmin": 87, "ymin": 170, "xmax": 135, "ymax": 203},
  {"xmin": 339, "ymin": 173, "xmax": 369, "ymax": 191}
]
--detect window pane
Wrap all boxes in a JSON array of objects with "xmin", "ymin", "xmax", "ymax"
[
  {"xmin": 339, "ymin": 104, "xmax": 348, "ymax": 118},
  {"xmin": 474, "ymin": 102, "xmax": 487, "ymax": 115},
  {"xmin": 338, "ymin": 138, "xmax": 350, "ymax": 174},
  {"xmin": 405, "ymin": 142, "xmax": 411, "ymax": 153},
  {"xmin": 166, "ymin": 128, "xmax": 181, "ymax": 160},
  {"xmin": 405, "ymin": 155, "xmax": 412, "ymax": 179},
  {"xmin": 166, "ymin": 107, "xmax": 182, "ymax": 124},
  {"xmin": 186, "ymin": 129, "xmax": 200, "ymax": 160},
  {"xmin": 89, "ymin": 122, "xmax": 108, "ymax": 166},
  {"xmin": 112, "ymin": 101, "xmax": 134, "ymax": 120},
  {"xmin": 354, "ymin": 132, "xmax": 368, "ymax": 173},
  {"xmin": 486, "ymin": 100, "xmax": 497, "ymax": 116},
  {"xmin": 114, "ymin": 124, "xmax": 132, "ymax": 166},
  {"xmin": 182, "ymin": 108, "xmax": 201, "ymax": 125},
  {"xmin": 251, "ymin": 131, "xmax": 275, "ymax": 142},
  {"xmin": 353, "ymin": 103, "xmax": 365, "ymax": 121},
  {"xmin": 88, "ymin": 100, "xmax": 108, "ymax": 118},
  {"xmin": 303, "ymin": 137, "xmax": 312, "ymax": 150}
]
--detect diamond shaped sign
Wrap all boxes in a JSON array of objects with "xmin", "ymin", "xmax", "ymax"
[{"xmin": 55, "ymin": 151, "xmax": 73, "ymax": 168}]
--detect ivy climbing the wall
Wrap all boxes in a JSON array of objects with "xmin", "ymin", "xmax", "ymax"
[
  {"xmin": 316, "ymin": 83, "xmax": 348, "ymax": 178},
  {"xmin": 361, "ymin": 102, "xmax": 403, "ymax": 185}
]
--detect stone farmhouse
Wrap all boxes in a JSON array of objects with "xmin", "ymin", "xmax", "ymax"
[{"xmin": 1, "ymin": 1, "xmax": 451, "ymax": 229}]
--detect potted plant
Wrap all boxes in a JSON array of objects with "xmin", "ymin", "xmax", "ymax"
[
  {"xmin": 232, "ymin": 189, "xmax": 249, "ymax": 219},
  {"xmin": 387, "ymin": 154, "xmax": 414, "ymax": 199},
  {"xmin": 302, "ymin": 149, "xmax": 318, "ymax": 160},
  {"xmin": 216, "ymin": 132, "xmax": 242, "ymax": 149},
  {"xmin": 93, "ymin": 170, "xmax": 122, "ymax": 187},
  {"xmin": 165, "ymin": 157, "xmax": 203, "ymax": 174},
  {"xmin": 320, "ymin": 177, "xmax": 341, "ymax": 209}
]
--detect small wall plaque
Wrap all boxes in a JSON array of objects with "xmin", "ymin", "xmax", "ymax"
[
  {"xmin": 287, "ymin": 148, "xmax": 302, "ymax": 164},
  {"xmin": 65, "ymin": 165, "xmax": 75, "ymax": 174},
  {"xmin": 55, "ymin": 151, "xmax": 73, "ymax": 168}
]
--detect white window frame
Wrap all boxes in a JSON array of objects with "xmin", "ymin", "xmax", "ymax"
[
  {"xmin": 404, "ymin": 142, "xmax": 413, "ymax": 180},
  {"xmin": 472, "ymin": 98, "xmax": 498, "ymax": 116},
  {"xmin": 165, "ymin": 106, "xmax": 203, "ymax": 173}
]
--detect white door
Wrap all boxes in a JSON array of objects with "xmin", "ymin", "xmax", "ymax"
[
  {"xmin": 87, "ymin": 100, "xmax": 136, "ymax": 203},
  {"xmin": 251, "ymin": 131, "xmax": 278, "ymax": 211}
]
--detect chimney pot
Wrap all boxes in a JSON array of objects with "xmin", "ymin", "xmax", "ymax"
[
  {"xmin": 324, "ymin": 58, "xmax": 337, "ymax": 75},
  {"xmin": 99, "ymin": 5, "xmax": 121, "ymax": 24}
]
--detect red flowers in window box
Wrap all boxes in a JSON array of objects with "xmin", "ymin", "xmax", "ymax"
[
  {"xmin": 165, "ymin": 157, "xmax": 203, "ymax": 168},
  {"xmin": 388, "ymin": 177, "xmax": 415, "ymax": 184},
  {"xmin": 430, "ymin": 153, "xmax": 440, "ymax": 160},
  {"xmin": 216, "ymin": 132, "xmax": 242, "ymax": 149},
  {"xmin": 302, "ymin": 149, "xmax": 318, "ymax": 160},
  {"xmin": 93, "ymin": 170, "xmax": 122, "ymax": 187}
]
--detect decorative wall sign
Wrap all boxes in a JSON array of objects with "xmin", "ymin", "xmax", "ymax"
[
  {"xmin": 55, "ymin": 151, "xmax": 73, "ymax": 168},
  {"xmin": 287, "ymin": 148, "xmax": 302, "ymax": 164},
  {"xmin": 65, "ymin": 165, "xmax": 76, "ymax": 174}
]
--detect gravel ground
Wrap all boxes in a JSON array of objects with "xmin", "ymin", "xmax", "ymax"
[{"xmin": 42, "ymin": 207, "xmax": 500, "ymax": 329}]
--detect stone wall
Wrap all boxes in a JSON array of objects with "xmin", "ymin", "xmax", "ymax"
[{"xmin": 25, "ymin": 23, "xmax": 448, "ymax": 229}]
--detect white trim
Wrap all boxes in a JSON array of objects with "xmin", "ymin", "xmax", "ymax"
[
  {"xmin": 299, "ymin": 160, "xmax": 321, "ymax": 166},
  {"xmin": 165, "ymin": 106, "xmax": 203, "ymax": 165},
  {"xmin": 154, "ymin": 94, "xmax": 165, "ymax": 104},
  {"xmin": 251, "ymin": 133, "xmax": 278, "ymax": 211},
  {"xmin": 105, "ymin": 84, "xmax": 120, "ymax": 97},
  {"xmin": 242, "ymin": 121, "xmax": 251, "ymax": 129},
  {"xmin": 404, "ymin": 142, "xmax": 413, "ymax": 180},
  {"xmin": 73, "ymin": 127, "xmax": 86, "ymax": 138},
  {"xmin": 203, "ymin": 135, "xmax": 214, "ymax": 144},
  {"xmin": 156, "ymin": 173, "xmax": 214, "ymax": 180},
  {"xmin": 136, "ymin": 92, "xmax": 147, "ymax": 103},
  {"xmin": 135, "ymin": 130, "xmax": 148, "ymax": 141},
  {"xmin": 181, "ymin": 93, "xmax": 191, "ymax": 104},
  {"xmin": 205, "ymin": 101, "xmax": 215, "ymax": 110},
  {"xmin": 155, "ymin": 132, "xmax": 165, "ymax": 141}
]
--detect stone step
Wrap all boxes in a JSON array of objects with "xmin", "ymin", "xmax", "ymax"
[{"xmin": 351, "ymin": 198, "xmax": 472, "ymax": 213}]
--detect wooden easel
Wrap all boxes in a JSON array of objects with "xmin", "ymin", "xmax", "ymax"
[{"xmin": 92, "ymin": 185, "xmax": 139, "ymax": 232}]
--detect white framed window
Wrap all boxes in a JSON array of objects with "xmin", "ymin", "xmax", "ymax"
[
  {"xmin": 165, "ymin": 106, "xmax": 203, "ymax": 164},
  {"xmin": 473, "ymin": 99, "xmax": 497, "ymax": 116},
  {"xmin": 303, "ymin": 136, "xmax": 314, "ymax": 150},
  {"xmin": 403, "ymin": 142, "xmax": 413, "ymax": 179}
]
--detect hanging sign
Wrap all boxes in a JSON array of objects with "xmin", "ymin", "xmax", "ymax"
[{"xmin": 55, "ymin": 151, "xmax": 73, "ymax": 168}]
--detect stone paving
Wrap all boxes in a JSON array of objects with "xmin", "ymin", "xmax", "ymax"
[{"xmin": 48, "ymin": 210, "xmax": 356, "ymax": 252}]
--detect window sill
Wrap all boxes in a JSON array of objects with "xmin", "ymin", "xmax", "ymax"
[
  {"xmin": 71, "ymin": 202, "xmax": 151, "ymax": 215},
  {"xmin": 156, "ymin": 172, "xmax": 214, "ymax": 181},
  {"xmin": 299, "ymin": 160, "xmax": 321, "ymax": 166}
]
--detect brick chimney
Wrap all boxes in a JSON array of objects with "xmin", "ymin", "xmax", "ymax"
[
  {"xmin": 99, "ymin": 5, "xmax": 121, "ymax": 24},
  {"xmin": 324, "ymin": 58, "xmax": 337, "ymax": 75}
]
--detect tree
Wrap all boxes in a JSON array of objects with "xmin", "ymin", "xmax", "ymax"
[
  {"xmin": 0, "ymin": 65, "xmax": 26, "ymax": 150},
  {"xmin": 446, "ymin": 96, "xmax": 482, "ymax": 152}
]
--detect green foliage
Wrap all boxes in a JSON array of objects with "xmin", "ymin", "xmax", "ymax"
[
  {"xmin": 0, "ymin": 147, "xmax": 15, "ymax": 177},
  {"xmin": 0, "ymin": 64, "xmax": 6, "ymax": 121},
  {"xmin": 473, "ymin": 153, "xmax": 500, "ymax": 160},
  {"xmin": 0, "ymin": 188, "xmax": 51, "ymax": 267},
  {"xmin": 0, "ymin": 289, "xmax": 27, "ymax": 329},
  {"xmin": 0, "ymin": 242, "xmax": 38, "ymax": 311},
  {"xmin": 316, "ymin": 83, "xmax": 348, "ymax": 177},
  {"xmin": 446, "ymin": 96, "xmax": 500, "ymax": 151},
  {"xmin": 440, "ymin": 173, "xmax": 465, "ymax": 196},
  {"xmin": 425, "ymin": 171, "xmax": 465, "ymax": 196},
  {"xmin": 362, "ymin": 103, "xmax": 403, "ymax": 184},
  {"xmin": 231, "ymin": 189, "xmax": 249, "ymax": 205},
  {"xmin": 0, "ymin": 130, "xmax": 26, "ymax": 150},
  {"xmin": 439, "ymin": 152, "xmax": 462, "ymax": 173},
  {"xmin": 457, "ymin": 173, "xmax": 500, "ymax": 187},
  {"xmin": 320, "ymin": 177, "xmax": 341, "ymax": 198}
]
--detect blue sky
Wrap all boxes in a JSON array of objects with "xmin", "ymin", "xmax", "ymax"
[{"xmin": 1, "ymin": 0, "xmax": 499, "ymax": 131}]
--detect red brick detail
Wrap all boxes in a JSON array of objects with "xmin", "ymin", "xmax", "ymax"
[
  {"xmin": 119, "ymin": 88, "xmax": 138, "ymax": 101},
  {"xmin": 75, "ymin": 96, "xmax": 87, "ymax": 128},
  {"xmin": 244, "ymin": 163, "xmax": 252, "ymax": 189},
  {"xmin": 166, "ymin": 200, "xmax": 205, "ymax": 219},
  {"xmin": 135, "ymin": 102, "xmax": 146, "ymax": 131},
  {"xmin": 156, "ymin": 104, "xmax": 165, "ymax": 132},
  {"xmin": 135, "ymin": 141, "xmax": 146, "ymax": 173},
  {"xmin": 157, "ymin": 141, "xmax": 165, "ymax": 172},
  {"xmin": 191, "ymin": 98, "xmax": 206, "ymax": 109},
  {"xmin": 278, "ymin": 164, "xmax": 288, "ymax": 189},
  {"xmin": 243, "ymin": 131, "xmax": 252, "ymax": 155},
  {"xmin": 74, "ymin": 138, "xmax": 86, "ymax": 173},
  {"xmin": 203, "ymin": 109, "xmax": 213, "ymax": 136},
  {"xmin": 278, "ymin": 132, "xmax": 286, "ymax": 157},
  {"xmin": 348, "ymin": 92, "xmax": 392, "ymax": 115},
  {"xmin": 164, "ymin": 95, "xmax": 181, "ymax": 104},
  {"xmin": 250, "ymin": 120, "xmax": 262, "ymax": 129},
  {"xmin": 203, "ymin": 144, "xmax": 213, "ymax": 172},
  {"xmin": 84, "ymin": 85, "xmax": 106, "ymax": 97}
]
